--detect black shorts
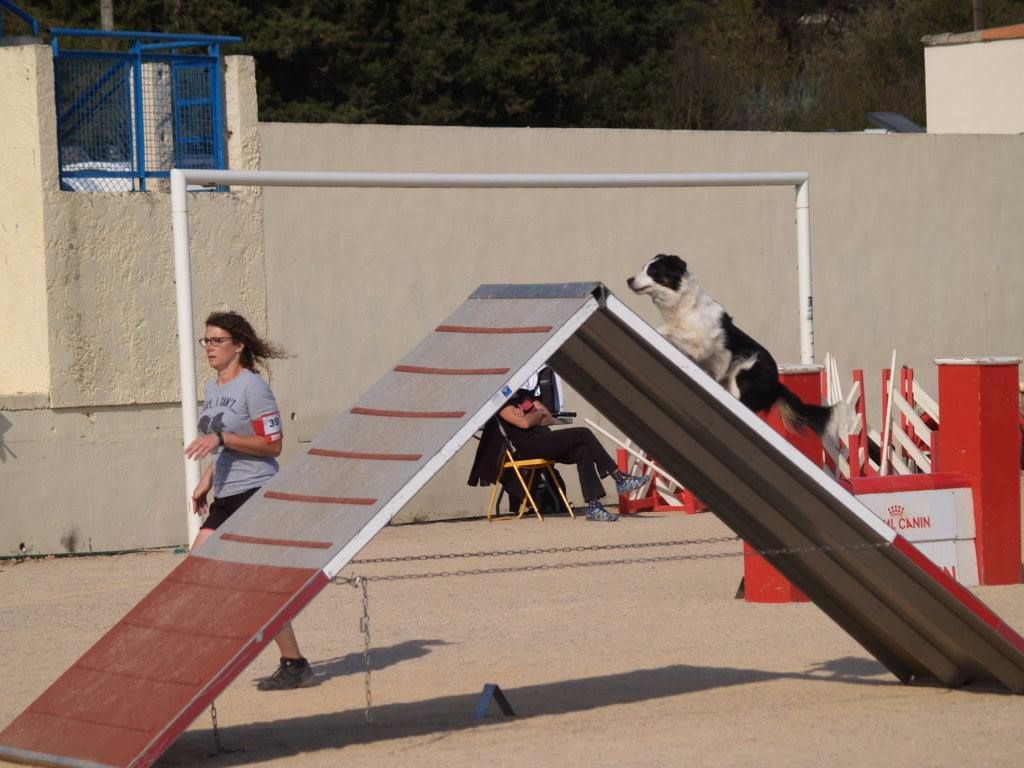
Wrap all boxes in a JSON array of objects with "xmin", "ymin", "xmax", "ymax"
[{"xmin": 202, "ymin": 487, "xmax": 260, "ymax": 531}]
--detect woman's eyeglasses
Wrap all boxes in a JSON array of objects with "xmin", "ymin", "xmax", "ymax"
[{"xmin": 198, "ymin": 336, "xmax": 233, "ymax": 347}]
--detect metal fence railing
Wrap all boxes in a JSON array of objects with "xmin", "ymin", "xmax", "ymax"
[
  {"xmin": 51, "ymin": 30, "xmax": 241, "ymax": 192},
  {"xmin": 0, "ymin": 0, "xmax": 40, "ymax": 37}
]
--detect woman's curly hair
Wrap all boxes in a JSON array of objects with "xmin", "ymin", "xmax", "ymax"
[{"xmin": 205, "ymin": 311, "xmax": 287, "ymax": 374}]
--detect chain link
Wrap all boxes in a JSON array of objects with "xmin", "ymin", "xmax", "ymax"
[
  {"xmin": 208, "ymin": 700, "xmax": 241, "ymax": 756},
  {"xmin": 349, "ymin": 536, "xmax": 739, "ymax": 565},
  {"xmin": 341, "ymin": 576, "xmax": 374, "ymax": 723},
  {"xmin": 332, "ymin": 536, "xmax": 892, "ymax": 723},
  {"xmin": 340, "ymin": 539, "xmax": 891, "ymax": 583}
]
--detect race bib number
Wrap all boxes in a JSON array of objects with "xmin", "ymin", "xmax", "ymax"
[{"xmin": 253, "ymin": 412, "xmax": 283, "ymax": 442}]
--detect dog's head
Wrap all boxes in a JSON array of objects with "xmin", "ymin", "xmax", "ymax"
[{"xmin": 627, "ymin": 254, "xmax": 689, "ymax": 298}]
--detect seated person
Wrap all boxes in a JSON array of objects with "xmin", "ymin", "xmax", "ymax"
[{"xmin": 496, "ymin": 389, "xmax": 649, "ymax": 522}]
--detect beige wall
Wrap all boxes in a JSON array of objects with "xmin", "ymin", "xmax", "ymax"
[
  {"xmin": 925, "ymin": 36, "xmax": 1024, "ymax": 133},
  {"xmin": 258, "ymin": 124, "xmax": 1024, "ymax": 522},
  {"xmin": 6, "ymin": 59, "xmax": 1024, "ymax": 552},
  {"xmin": 1, "ymin": 47, "xmax": 265, "ymax": 554},
  {"xmin": 0, "ymin": 44, "xmax": 53, "ymax": 396}
]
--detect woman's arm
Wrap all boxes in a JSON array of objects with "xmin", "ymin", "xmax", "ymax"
[
  {"xmin": 185, "ymin": 429, "xmax": 283, "ymax": 460},
  {"xmin": 498, "ymin": 399, "xmax": 550, "ymax": 429},
  {"xmin": 191, "ymin": 464, "xmax": 215, "ymax": 514},
  {"xmin": 222, "ymin": 431, "xmax": 284, "ymax": 458}
]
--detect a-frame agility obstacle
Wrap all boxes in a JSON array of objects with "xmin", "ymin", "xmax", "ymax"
[{"xmin": 3, "ymin": 283, "xmax": 1024, "ymax": 767}]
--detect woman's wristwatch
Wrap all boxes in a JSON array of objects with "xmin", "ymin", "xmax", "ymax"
[{"xmin": 215, "ymin": 431, "xmax": 225, "ymax": 448}]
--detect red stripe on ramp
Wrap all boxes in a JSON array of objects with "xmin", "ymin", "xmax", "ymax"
[
  {"xmin": 394, "ymin": 364, "xmax": 510, "ymax": 376},
  {"xmin": 264, "ymin": 491, "xmax": 377, "ymax": 505},
  {"xmin": 309, "ymin": 448, "xmax": 423, "ymax": 461},
  {"xmin": 892, "ymin": 536, "xmax": 1024, "ymax": 655},
  {"xmin": 220, "ymin": 533, "xmax": 333, "ymax": 549},
  {"xmin": 435, "ymin": 324, "xmax": 552, "ymax": 334},
  {"xmin": 351, "ymin": 406, "xmax": 465, "ymax": 419}
]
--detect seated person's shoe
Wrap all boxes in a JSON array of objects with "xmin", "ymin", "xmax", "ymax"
[
  {"xmin": 257, "ymin": 657, "xmax": 313, "ymax": 690},
  {"xmin": 614, "ymin": 472, "xmax": 651, "ymax": 494},
  {"xmin": 585, "ymin": 499, "xmax": 619, "ymax": 522}
]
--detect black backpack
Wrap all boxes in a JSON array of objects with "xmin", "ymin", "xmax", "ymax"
[{"xmin": 501, "ymin": 464, "xmax": 568, "ymax": 515}]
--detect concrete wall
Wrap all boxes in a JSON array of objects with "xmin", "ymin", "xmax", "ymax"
[
  {"xmin": 6, "ymin": 49, "xmax": 1024, "ymax": 552},
  {"xmin": 1, "ymin": 48, "xmax": 265, "ymax": 554},
  {"xmin": 0, "ymin": 44, "xmax": 52, "ymax": 397},
  {"xmin": 925, "ymin": 25, "xmax": 1024, "ymax": 133},
  {"xmin": 257, "ymin": 123, "xmax": 1024, "ymax": 522}
]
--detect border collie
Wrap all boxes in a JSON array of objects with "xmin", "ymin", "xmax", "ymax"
[{"xmin": 627, "ymin": 254, "xmax": 838, "ymax": 438}]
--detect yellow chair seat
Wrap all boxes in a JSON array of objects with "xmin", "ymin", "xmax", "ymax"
[{"xmin": 487, "ymin": 452, "xmax": 575, "ymax": 521}]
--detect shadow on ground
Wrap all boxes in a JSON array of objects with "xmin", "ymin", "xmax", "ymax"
[
  {"xmin": 161, "ymin": 658, "xmax": 894, "ymax": 765},
  {"xmin": 289, "ymin": 639, "xmax": 450, "ymax": 689}
]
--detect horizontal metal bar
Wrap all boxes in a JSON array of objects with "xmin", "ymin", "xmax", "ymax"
[
  {"xmin": 53, "ymin": 49, "xmax": 136, "ymax": 61},
  {"xmin": 0, "ymin": 0, "xmax": 40, "ymax": 35},
  {"xmin": 50, "ymin": 27, "xmax": 241, "ymax": 43},
  {"xmin": 174, "ymin": 169, "xmax": 810, "ymax": 189},
  {"xmin": 136, "ymin": 42, "xmax": 219, "ymax": 53}
]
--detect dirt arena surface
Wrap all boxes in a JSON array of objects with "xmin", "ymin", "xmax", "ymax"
[{"xmin": 3, "ymin": 511, "xmax": 1024, "ymax": 768}]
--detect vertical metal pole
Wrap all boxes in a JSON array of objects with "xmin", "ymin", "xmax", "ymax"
[
  {"xmin": 132, "ymin": 41, "xmax": 147, "ymax": 191},
  {"xmin": 171, "ymin": 170, "xmax": 201, "ymax": 546},
  {"xmin": 796, "ymin": 179, "xmax": 814, "ymax": 364},
  {"xmin": 210, "ymin": 44, "xmax": 226, "ymax": 172}
]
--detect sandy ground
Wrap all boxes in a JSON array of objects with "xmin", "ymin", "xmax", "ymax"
[{"xmin": 3, "ymin": 511, "xmax": 1024, "ymax": 768}]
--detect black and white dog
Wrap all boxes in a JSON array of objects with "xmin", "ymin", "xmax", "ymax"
[{"xmin": 627, "ymin": 254, "xmax": 838, "ymax": 438}]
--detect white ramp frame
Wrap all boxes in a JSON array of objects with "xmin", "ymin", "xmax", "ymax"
[{"xmin": 171, "ymin": 168, "xmax": 815, "ymax": 544}]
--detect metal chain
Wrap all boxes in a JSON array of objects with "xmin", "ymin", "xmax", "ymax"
[
  {"xmin": 349, "ymin": 535, "xmax": 739, "ymax": 565},
  {"xmin": 339, "ymin": 539, "xmax": 890, "ymax": 583},
  {"xmin": 331, "ymin": 537, "xmax": 891, "ymax": 722},
  {"xmin": 340, "ymin": 576, "xmax": 374, "ymax": 723},
  {"xmin": 208, "ymin": 700, "xmax": 241, "ymax": 756}
]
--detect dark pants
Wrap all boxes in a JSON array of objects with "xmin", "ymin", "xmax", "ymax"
[
  {"xmin": 516, "ymin": 427, "xmax": 617, "ymax": 502},
  {"xmin": 202, "ymin": 487, "xmax": 260, "ymax": 530}
]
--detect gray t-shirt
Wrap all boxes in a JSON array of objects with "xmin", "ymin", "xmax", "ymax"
[{"xmin": 198, "ymin": 369, "xmax": 283, "ymax": 497}]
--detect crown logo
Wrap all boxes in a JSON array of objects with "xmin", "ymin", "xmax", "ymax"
[{"xmin": 888, "ymin": 504, "xmax": 905, "ymax": 517}]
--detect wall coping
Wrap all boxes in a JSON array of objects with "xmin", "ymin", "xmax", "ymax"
[{"xmin": 923, "ymin": 22, "xmax": 1024, "ymax": 47}]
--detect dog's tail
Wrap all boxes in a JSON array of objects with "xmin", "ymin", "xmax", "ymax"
[{"xmin": 776, "ymin": 384, "xmax": 838, "ymax": 440}]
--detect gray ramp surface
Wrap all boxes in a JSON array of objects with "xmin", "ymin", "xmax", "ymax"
[{"xmin": 3, "ymin": 282, "xmax": 1024, "ymax": 768}]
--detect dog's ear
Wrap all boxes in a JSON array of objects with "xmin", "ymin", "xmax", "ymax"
[{"xmin": 662, "ymin": 254, "xmax": 687, "ymax": 275}]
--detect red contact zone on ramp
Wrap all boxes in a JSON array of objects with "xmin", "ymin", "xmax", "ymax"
[{"xmin": 0, "ymin": 556, "xmax": 327, "ymax": 768}]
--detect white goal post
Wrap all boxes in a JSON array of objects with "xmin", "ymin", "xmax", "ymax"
[{"xmin": 170, "ymin": 168, "xmax": 815, "ymax": 544}]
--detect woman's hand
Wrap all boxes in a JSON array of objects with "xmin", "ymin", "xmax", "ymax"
[
  {"xmin": 185, "ymin": 433, "xmax": 221, "ymax": 461},
  {"xmin": 192, "ymin": 470, "xmax": 214, "ymax": 516},
  {"xmin": 534, "ymin": 402, "xmax": 557, "ymax": 426}
]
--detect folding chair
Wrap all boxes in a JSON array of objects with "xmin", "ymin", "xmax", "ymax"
[{"xmin": 486, "ymin": 420, "xmax": 575, "ymax": 521}]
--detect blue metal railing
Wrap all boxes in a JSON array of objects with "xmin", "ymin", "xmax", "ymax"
[
  {"xmin": 0, "ymin": 0, "xmax": 41, "ymax": 37},
  {"xmin": 51, "ymin": 29, "xmax": 241, "ymax": 192}
]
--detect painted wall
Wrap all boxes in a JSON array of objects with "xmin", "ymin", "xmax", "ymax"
[
  {"xmin": 0, "ymin": 44, "xmax": 52, "ymax": 397},
  {"xmin": 257, "ymin": 123, "xmax": 1024, "ymax": 522},
  {"xmin": 925, "ymin": 28, "xmax": 1024, "ymax": 134},
  {"xmin": 1, "ymin": 49, "xmax": 265, "ymax": 554},
  {"xmin": 5, "ymin": 47, "xmax": 1024, "ymax": 552}
]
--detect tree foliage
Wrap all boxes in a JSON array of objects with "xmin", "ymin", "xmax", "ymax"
[{"xmin": 16, "ymin": 0, "xmax": 1024, "ymax": 129}]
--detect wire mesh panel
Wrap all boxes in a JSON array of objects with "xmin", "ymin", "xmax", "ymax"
[
  {"xmin": 52, "ymin": 31, "xmax": 237, "ymax": 192},
  {"xmin": 172, "ymin": 61, "xmax": 218, "ymax": 169},
  {"xmin": 55, "ymin": 54, "xmax": 137, "ymax": 192}
]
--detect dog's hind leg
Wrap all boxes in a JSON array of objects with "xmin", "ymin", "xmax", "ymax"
[{"xmin": 728, "ymin": 355, "xmax": 760, "ymax": 402}]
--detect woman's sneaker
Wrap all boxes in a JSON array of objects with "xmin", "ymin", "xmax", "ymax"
[
  {"xmin": 614, "ymin": 472, "xmax": 651, "ymax": 494},
  {"xmin": 585, "ymin": 499, "xmax": 619, "ymax": 522},
  {"xmin": 257, "ymin": 657, "xmax": 313, "ymax": 690}
]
